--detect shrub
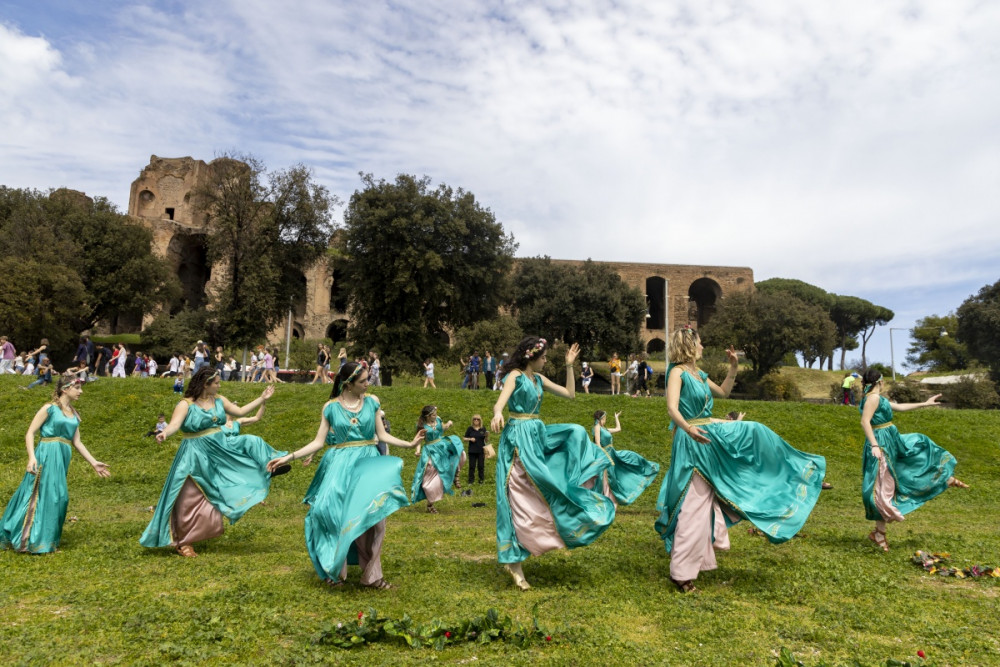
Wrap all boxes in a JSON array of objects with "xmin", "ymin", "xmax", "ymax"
[
  {"xmin": 736, "ymin": 370, "xmax": 802, "ymax": 401},
  {"xmin": 138, "ymin": 309, "xmax": 209, "ymax": 360},
  {"xmin": 887, "ymin": 380, "xmax": 923, "ymax": 403},
  {"xmin": 942, "ymin": 376, "xmax": 1000, "ymax": 409}
]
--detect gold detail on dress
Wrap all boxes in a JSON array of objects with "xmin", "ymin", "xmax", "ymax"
[
  {"xmin": 507, "ymin": 413, "xmax": 539, "ymax": 420},
  {"xmin": 185, "ymin": 427, "xmax": 221, "ymax": 439},
  {"xmin": 872, "ymin": 422, "xmax": 894, "ymax": 430},
  {"xmin": 332, "ymin": 439, "xmax": 377, "ymax": 449},
  {"xmin": 424, "ymin": 438, "xmax": 442, "ymax": 446},
  {"xmin": 686, "ymin": 418, "xmax": 713, "ymax": 427},
  {"xmin": 39, "ymin": 436, "xmax": 73, "ymax": 446}
]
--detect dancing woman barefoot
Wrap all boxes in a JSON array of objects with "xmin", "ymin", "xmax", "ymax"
[
  {"xmin": 859, "ymin": 368, "xmax": 968, "ymax": 552},
  {"xmin": 491, "ymin": 337, "xmax": 615, "ymax": 591},
  {"xmin": 1, "ymin": 376, "xmax": 110, "ymax": 553},
  {"xmin": 267, "ymin": 362, "xmax": 421, "ymax": 589}
]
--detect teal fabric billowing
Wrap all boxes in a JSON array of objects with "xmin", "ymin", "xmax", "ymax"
[
  {"xmin": 595, "ymin": 425, "xmax": 661, "ymax": 505},
  {"xmin": 410, "ymin": 417, "xmax": 465, "ymax": 502},
  {"xmin": 140, "ymin": 399, "xmax": 286, "ymax": 548},
  {"xmin": 1, "ymin": 405, "xmax": 79, "ymax": 553},
  {"xmin": 495, "ymin": 372, "xmax": 616, "ymax": 564},
  {"xmin": 655, "ymin": 370, "xmax": 826, "ymax": 549},
  {"xmin": 859, "ymin": 394, "xmax": 956, "ymax": 521},
  {"xmin": 303, "ymin": 396, "xmax": 409, "ymax": 581}
]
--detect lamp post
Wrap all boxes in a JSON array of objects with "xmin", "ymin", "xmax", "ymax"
[{"xmin": 889, "ymin": 327, "xmax": 947, "ymax": 382}]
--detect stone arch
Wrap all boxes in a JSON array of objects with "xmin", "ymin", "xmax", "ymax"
[
  {"xmin": 138, "ymin": 189, "xmax": 156, "ymax": 216},
  {"xmin": 167, "ymin": 233, "xmax": 210, "ymax": 311},
  {"xmin": 688, "ymin": 277, "xmax": 722, "ymax": 327},
  {"xmin": 291, "ymin": 322, "xmax": 305, "ymax": 339},
  {"xmin": 645, "ymin": 276, "xmax": 666, "ymax": 330},
  {"xmin": 646, "ymin": 337, "xmax": 665, "ymax": 354},
  {"xmin": 326, "ymin": 319, "xmax": 349, "ymax": 343},
  {"xmin": 329, "ymin": 268, "xmax": 348, "ymax": 313}
]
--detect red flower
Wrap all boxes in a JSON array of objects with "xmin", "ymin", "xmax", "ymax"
[
  {"xmin": 357, "ymin": 612, "xmax": 363, "ymax": 619},
  {"xmin": 918, "ymin": 650, "xmax": 926, "ymax": 659},
  {"xmin": 445, "ymin": 631, "xmax": 452, "ymax": 638},
  {"xmin": 545, "ymin": 636, "xmax": 552, "ymax": 642}
]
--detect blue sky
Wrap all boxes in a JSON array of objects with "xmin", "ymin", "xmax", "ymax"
[{"xmin": 2, "ymin": 1, "xmax": 998, "ymax": 369}]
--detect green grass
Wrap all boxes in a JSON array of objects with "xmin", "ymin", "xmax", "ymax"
[{"xmin": 1, "ymin": 376, "xmax": 999, "ymax": 665}]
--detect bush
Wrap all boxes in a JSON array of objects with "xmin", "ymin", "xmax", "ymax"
[
  {"xmin": 139, "ymin": 309, "xmax": 209, "ymax": 360},
  {"xmin": 735, "ymin": 370, "xmax": 803, "ymax": 401},
  {"xmin": 887, "ymin": 380, "xmax": 923, "ymax": 403},
  {"xmin": 942, "ymin": 376, "xmax": 1000, "ymax": 409}
]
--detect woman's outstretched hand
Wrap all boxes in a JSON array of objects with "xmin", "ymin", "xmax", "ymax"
[
  {"xmin": 725, "ymin": 346, "xmax": 740, "ymax": 366},
  {"xmin": 491, "ymin": 413, "xmax": 505, "ymax": 433},
  {"xmin": 267, "ymin": 455, "xmax": 292, "ymax": 473},
  {"xmin": 565, "ymin": 343, "xmax": 580, "ymax": 365}
]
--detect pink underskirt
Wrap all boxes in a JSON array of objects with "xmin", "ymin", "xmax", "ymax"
[
  {"xmin": 338, "ymin": 520, "xmax": 385, "ymax": 586},
  {"xmin": 875, "ymin": 456, "xmax": 905, "ymax": 523},
  {"xmin": 421, "ymin": 452, "xmax": 466, "ymax": 504},
  {"xmin": 669, "ymin": 472, "xmax": 733, "ymax": 582},
  {"xmin": 171, "ymin": 477, "xmax": 224, "ymax": 547},
  {"xmin": 507, "ymin": 455, "xmax": 566, "ymax": 556}
]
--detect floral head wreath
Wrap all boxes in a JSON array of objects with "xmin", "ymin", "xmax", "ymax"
[
  {"xmin": 524, "ymin": 338, "xmax": 547, "ymax": 360},
  {"xmin": 60, "ymin": 376, "xmax": 83, "ymax": 390}
]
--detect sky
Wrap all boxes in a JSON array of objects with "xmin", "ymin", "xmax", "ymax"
[{"xmin": 2, "ymin": 0, "xmax": 998, "ymax": 370}]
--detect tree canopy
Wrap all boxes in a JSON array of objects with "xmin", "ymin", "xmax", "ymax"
[
  {"xmin": 700, "ymin": 290, "xmax": 832, "ymax": 378},
  {"xmin": 904, "ymin": 314, "xmax": 968, "ymax": 371},
  {"xmin": 341, "ymin": 173, "xmax": 517, "ymax": 373},
  {"xmin": 957, "ymin": 279, "xmax": 1000, "ymax": 378},
  {"xmin": 756, "ymin": 278, "xmax": 837, "ymax": 368},
  {"xmin": 510, "ymin": 257, "xmax": 646, "ymax": 358},
  {"xmin": 194, "ymin": 155, "xmax": 338, "ymax": 349}
]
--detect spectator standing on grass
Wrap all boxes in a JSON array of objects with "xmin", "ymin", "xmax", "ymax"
[
  {"xmin": 369, "ymin": 351, "xmax": 381, "ymax": 387},
  {"xmin": 74, "ymin": 336, "xmax": 91, "ymax": 380},
  {"xmin": 464, "ymin": 415, "xmax": 489, "ymax": 485},
  {"xmin": 147, "ymin": 355, "xmax": 158, "ymax": 377},
  {"xmin": 311, "ymin": 344, "xmax": 329, "ymax": 384},
  {"xmin": 111, "ymin": 344, "xmax": 128, "ymax": 378},
  {"xmin": 337, "ymin": 347, "xmax": 347, "ymax": 370},
  {"xmin": 608, "ymin": 353, "xmax": 622, "ymax": 396},
  {"xmin": 469, "ymin": 351, "xmax": 481, "ymax": 390},
  {"xmin": 581, "ymin": 362, "xmax": 593, "ymax": 394},
  {"xmin": 192, "ymin": 341, "xmax": 208, "ymax": 373},
  {"xmin": 626, "ymin": 355, "xmax": 639, "ymax": 395},
  {"xmin": 0, "ymin": 336, "xmax": 16, "ymax": 374},
  {"xmin": 94, "ymin": 343, "xmax": 110, "ymax": 377},
  {"xmin": 483, "ymin": 352, "xmax": 496, "ymax": 391},
  {"xmin": 843, "ymin": 372, "xmax": 860, "ymax": 406},
  {"xmin": 632, "ymin": 355, "xmax": 652, "ymax": 398},
  {"xmin": 494, "ymin": 353, "xmax": 508, "ymax": 390},
  {"xmin": 27, "ymin": 339, "xmax": 49, "ymax": 366},
  {"xmin": 423, "ymin": 358, "xmax": 436, "ymax": 389}
]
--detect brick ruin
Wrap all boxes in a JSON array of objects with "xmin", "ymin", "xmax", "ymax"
[{"xmin": 128, "ymin": 156, "xmax": 753, "ymax": 348}]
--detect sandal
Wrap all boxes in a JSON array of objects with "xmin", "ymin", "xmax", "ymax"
[
  {"xmin": 503, "ymin": 563, "xmax": 531, "ymax": 591},
  {"xmin": 868, "ymin": 529, "xmax": 889, "ymax": 553},
  {"xmin": 821, "ymin": 482, "xmax": 833, "ymax": 490},
  {"xmin": 325, "ymin": 578, "xmax": 346, "ymax": 588},
  {"xmin": 426, "ymin": 505, "xmax": 438, "ymax": 514},
  {"xmin": 948, "ymin": 477, "xmax": 969, "ymax": 489},
  {"xmin": 270, "ymin": 464, "xmax": 292, "ymax": 478},
  {"xmin": 362, "ymin": 578, "xmax": 392, "ymax": 590},
  {"xmin": 670, "ymin": 577, "xmax": 698, "ymax": 594},
  {"xmin": 175, "ymin": 544, "xmax": 198, "ymax": 558}
]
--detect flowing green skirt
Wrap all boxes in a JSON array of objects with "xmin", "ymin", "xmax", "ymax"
[
  {"xmin": 1, "ymin": 440, "xmax": 72, "ymax": 554},
  {"xmin": 861, "ymin": 426, "xmax": 956, "ymax": 521},
  {"xmin": 656, "ymin": 421, "xmax": 826, "ymax": 550},
  {"xmin": 410, "ymin": 435, "xmax": 465, "ymax": 502},
  {"xmin": 303, "ymin": 446, "xmax": 410, "ymax": 581},
  {"xmin": 140, "ymin": 433, "xmax": 286, "ymax": 548},
  {"xmin": 496, "ymin": 419, "xmax": 616, "ymax": 564},
  {"xmin": 601, "ymin": 445, "xmax": 660, "ymax": 506}
]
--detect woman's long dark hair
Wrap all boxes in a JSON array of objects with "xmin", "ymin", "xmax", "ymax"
[
  {"xmin": 185, "ymin": 366, "xmax": 220, "ymax": 399},
  {"xmin": 861, "ymin": 368, "xmax": 882, "ymax": 395},
  {"xmin": 593, "ymin": 410, "xmax": 607, "ymax": 423},
  {"xmin": 331, "ymin": 361, "xmax": 365, "ymax": 398},
  {"xmin": 501, "ymin": 336, "xmax": 547, "ymax": 379}
]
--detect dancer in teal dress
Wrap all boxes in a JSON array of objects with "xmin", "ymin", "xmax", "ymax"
[
  {"xmin": 591, "ymin": 410, "xmax": 660, "ymax": 507},
  {"xmin": 220, "ymin": 402, "xmax": 284, "ymax": 469},
  {"xmin": 858, "ymin": 369, "xmax": 967, "ymax": 552},
  {"xmin": 267, "ymin": 362, "xmax": 421, "ymax": 589},
  {"xmin": 140, "ymin": 368, "xmax": 286, "ymax": 557},
  {"xmin": 491, "ymin": 337, "xmax": 616, "ymax": 591},
  {"xmin": 410, "ymin": 406, "xmax": 466, "ymax": 512},
  {"xmin": 1, "ymin": 376, "xmax": 110, "ymax": 553},
  {"xmin": 655, "ymin": 327, "xmax": 826, "ymax": 593}
]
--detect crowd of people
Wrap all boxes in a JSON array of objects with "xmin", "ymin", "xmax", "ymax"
[{"xmin": 1, "ymin": 330, "xmax": 970, "ymax": 596}]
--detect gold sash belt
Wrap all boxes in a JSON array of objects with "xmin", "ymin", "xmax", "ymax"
[
  {"xmin": 687, "ymin": 418, "xmax": 713, "ymax": 427},
  {"xmin": 39, "ymin": 436, "xmax": 72, "ymax": 446},
  {"xmin": 424, "ymin": 438, "xmax": 442, "ymax": 446},
  {"xmin": 185, "ymin": 427, "xmax": 221, "ymax": 439},
  {"xmin": 332, "ymin": 439, "xmax": 377, "ymax": 449},
  {"xmin": 872, "ymin": 422, "xmax": 894, "ymax": 430},
  {"xmin": 508, "ymin": 413, "xmax": 539, "ymax": 420}
]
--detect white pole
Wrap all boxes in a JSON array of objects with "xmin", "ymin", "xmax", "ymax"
[
  {"xmin": 285, "ymin": 307, "xmax": 293, "ymax": 370},
  {"xmin": 664, "ymin": 279, "xmax": 669, "ymax": 401},
  {"xmin": 889, "ymin": 328, "xmax": 896, "ymax": 382}
]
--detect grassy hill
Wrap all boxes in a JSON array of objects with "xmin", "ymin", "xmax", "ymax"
[{"xmin": 1, "ymin": 376, "xmax": 998, "ymax": 665}]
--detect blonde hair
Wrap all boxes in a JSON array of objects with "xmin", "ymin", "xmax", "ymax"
[{"xmin": 668, "ymin": 328, "xmax": 699, "ymax": 365}]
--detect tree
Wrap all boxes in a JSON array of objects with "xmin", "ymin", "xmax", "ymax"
[
  {"xmin": 700, "ymin": 290, "xmax": 830, "ymax": 378},
  {"xmin": 0, "ymin": 257, "xmax": 88, "ymax": 355},
  {"xmin": 904, "ymin": 314, "xmax": 969, "ymax": 371},
  {"xmin": 195, "ymin": 155, "xmax": 338, "ymax": 348},
  {"xmin": 451, "ymin": 315, "xmax": 524, "ymax": 360},
  {"xmin": 857, "ymin": 303, "xmax": 894, "ymax": 369},
  {"xmin": 957, "ymin": 279, "xmax": 1000, "ymax": 378},
  {"xmin": 510, "ymin": 257, "xmax": 646, "ymax": 358},
  {"xmin": 342, "ymin": 173, "xmax": 517, "ymax": 373},
  {"xmin": 829, "ymin": 296, "xmax": 873, "ymax": 370},
  {"xmin": 756, "ymin": 278, "xmax": 836, "ymax": 368}
]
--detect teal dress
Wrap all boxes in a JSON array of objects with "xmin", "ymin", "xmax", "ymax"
[
  {"xmin": 140, "ymin": 399, "xmax": 287, "ymax": 548},
  {"xmin": 303, "ymin": 396, "xmax": 410, "ymax": 581},
  {"xmin": 495, "ymin": 372, "xmax": 616, "ymax": 564},
  {"xmin": 1, "ymin": 405, "xmax": 80, "ymax": 553},
  {"xmin": 860, "ymin": 394, "xmax": 956, "ymax": 521},
  {"xmin": 222, "ymin": 421, "xmax": 285, "ymax": 469},
  {"xmin": 410, "ymin": 417, "xmax": 465, "ymax": 502},
  {"xmin": 655, "ymin": 370, "xmax": 826, "ymax": 549},
  {"xmin": 594, "ymin": 425, "xmax": 661, "ymax": 505}
]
